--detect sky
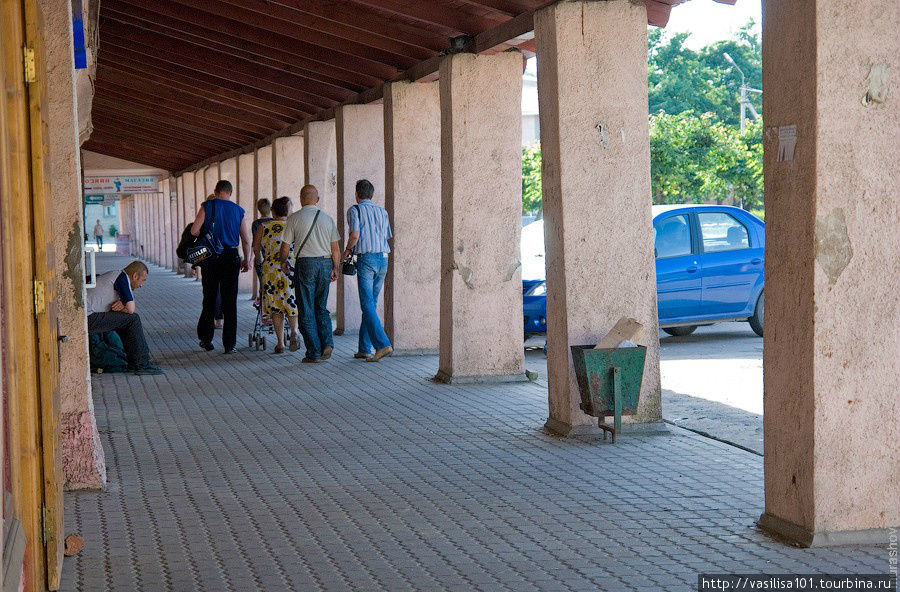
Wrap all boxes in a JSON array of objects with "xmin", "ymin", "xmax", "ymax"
[
  {"xmin": 524, "ymin": 0, "xmax": 761, "ymax": 75},
  {"xmin": 666, "ymin": 0, "xmax": 762, "ymax": 49}
]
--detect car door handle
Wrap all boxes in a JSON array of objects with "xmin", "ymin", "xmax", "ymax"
[
  {"xmin": 751, "ymin": 258, "xmax": 762, "ymax": 265},
  {"xmin": 686, "ymin": 266, "xmax": 698, "ymax": 273}
]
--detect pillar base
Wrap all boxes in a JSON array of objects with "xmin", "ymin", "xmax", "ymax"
[
  {"xmin": 393, "ymin": 348, "xmax": 438, "ymax": 357},
  {"xmin": 544, "ymin": 417, "xmax": 670, "ymax": 438},
  {"xmin": 433, "ymin": 371, "xmax": 530, "ymax": 385},
  {"xmin": 758, "ymin": 513, "xmax": 895, "ymax": 548}
]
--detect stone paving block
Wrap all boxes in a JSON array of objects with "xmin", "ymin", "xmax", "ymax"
[{"xmin": 59, "ymin": 255, "xmax": 887, "ymax": 592}]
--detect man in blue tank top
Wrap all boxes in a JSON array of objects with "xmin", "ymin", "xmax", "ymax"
[{"xmin": 190, "ymin": 180, "xmax": 252, "ymax": 353}]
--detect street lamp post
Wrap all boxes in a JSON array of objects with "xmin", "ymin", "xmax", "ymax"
[{"xmin": 723, "ymin": 52, "xmax": 762, "ymax": 133}]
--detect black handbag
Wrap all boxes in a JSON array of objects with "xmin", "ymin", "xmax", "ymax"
[
  {"xmin": 341, "ymin": 255, "xmax": 357, "ymax": 276},
  {"xmin": 341, "ymin": 204, "xmax": 359, "ymax": 276},
  {"xmin": 186, "ymin": 200, "xmax": 224, "ymax": 265}
]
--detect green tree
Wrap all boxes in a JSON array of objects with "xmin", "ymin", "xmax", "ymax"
[
  {"xmin": 522, "ymin": 144, "xmax": 542, "ymax": 216},
  {"xmin": 650, "ymin": 111, "xmax": 762, "ymax": 209}
]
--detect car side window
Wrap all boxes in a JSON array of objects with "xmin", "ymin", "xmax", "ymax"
[
  {"xmin": 698, "ymin": 212, "xmax": 750, "ymax": 253},
  {"xmin": 653, "ymin": 214, "xmax": 692, "ymax": 259}
]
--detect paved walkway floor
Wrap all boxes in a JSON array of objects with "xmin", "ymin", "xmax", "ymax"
[{"xmin": 61, "ymin": 257, "xmax": 886, "ymax": 591}]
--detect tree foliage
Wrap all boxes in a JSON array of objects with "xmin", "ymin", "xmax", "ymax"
[
  {"xmin": 522, "ymin": 145, "xmax": 543, "ymax": 216},
  {"xmin": 521, "ymin": 21, "xmax": 763, "ymax": 214}
]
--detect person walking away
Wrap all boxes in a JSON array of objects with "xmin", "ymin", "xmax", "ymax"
[
  {"xmin": 191, "ymin": 180, "xmax": 251, "ymax": 353},
  {"xmin": 279, "ymin": 185, "xmax": 341, "ymax": 363},
  {"xmin": 253, "ymin": 196, "xmax": 299, "ymax": 354},
  {"xmin": 93, "ymin": 219, "xmax": 104, "ymax": 251},
  {"xmin": 252, "ymin": 199, "xmax": 273, "ymax": 293},
  {"xmin": 343, "ymin": 179, "xmax": 393, "ymax": 362},
  {"xmin": 85, "ymin": 260, "xmax": 162, "ymax": 374}
]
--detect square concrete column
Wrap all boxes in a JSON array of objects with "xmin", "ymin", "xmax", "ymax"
[
  {"xmin": 305, "ymin": 120, "xmax": 338, "ymax": 312},
  {"xmin": 383, "ymin": 81, "xmax": 441, "ymax": 354},
  {"xmin": 237, "ymin": 152, "xmax": 256, "ymax": 293},
  {"xmin": 220, "ymin": 158, "xmax": 238, "ymax": 188},
  {"xmin": 436, "ymin": 51, "xmax": 525, "ymax": 383},
  {"xmin": 336, "ymin": 104, "xmax": 385, "ymax": 335},
  {"xmin": 759, "ymin": 0, "xmax": 899, "ymax": 547},
  {"xmin": 194, "ymin": 168, "xmax": 205, "ymax": 211},
  {"xmin": 273, "ymin": 135, "xmax": 305, "ymax": 200},
  {"xmin": 535, "ymin": 0, "xmax": 662, "ymax": 434},
  {"xmin": 161, "ymin": 179, "xmax": 173, "ymax": 270},
  {"xmin": 151, "ymin": 186, "xmax": 161, "ymax": 264},
  {"xmin": 181, "ymin": 172, "xmax": 196, "ymax": 276},
  {"xmin": 255, "ymin": 146, "xmax": 274, "ymax": 200},
  {"xmin": 204, "ymin": 163, "xmax": 220, "ymax": 198},
  {"xmin": 40, "ymin": 0, "xmax": 105, "ymax": 489}
]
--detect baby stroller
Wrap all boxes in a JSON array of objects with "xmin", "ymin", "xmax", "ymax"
[
  {"xmin": 249, "ymin": 297, "xmax": 291, "ymax": 351},
  {"xmin": 249, "ymin": 298, "xmax": 275, "ymax": 351}
]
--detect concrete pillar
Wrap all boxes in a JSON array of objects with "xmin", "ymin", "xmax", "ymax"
[
  {"xmin": 40, "ymin": 0, "xmax": 105, "ymax": 489},
  {"xmin": 383, "ymin": 81, "xmax": 441, "ymax": 354},
  {"xmin": 162, "ymin": 178, "xmax": 173, "ymax": 270},
  {"xmin": 758, "ymin": 0, "xmax": 899, "ymax": 547},
  {"xmin": 181, "ymin": 172, "xmax": 196, "ymax": 276},
  {"xmin": 174, "ymin": 176, "xmax": 184, "ymax": 272},
  {"xmin": 237, "ymin": 152, "xmax": 256, "ymax": 293},
  {"xmin": 436, "ymin": 52, "xmax": 524, "ymax": 383},
  {"xmin": 151, "ymin": 190, "xmax": 160, "ymax": 264},
  {"xmin": 204, "ymin": 164, "xmax": 219, "ymax": 199},
  {"xmin": 336, "ymin": 104, "xmax": 385, "ymax": 335},
  {"xmin": 254, "ymin": 147, "xmax": 274, "ymax": 298},
  {"xmin": 220, "ymin": 158, "xmax": 238, "ymax": 188},
  {"xmin": 305, "ymin": 120, "xmax": 338, "ymax": 312},
  {"xmin": 273, "ymin": 135, "xmax": 305, "ymax": 200},
  {"xmin": 535, "ymin": 0, "xmax": 661, "ymax": 434}
]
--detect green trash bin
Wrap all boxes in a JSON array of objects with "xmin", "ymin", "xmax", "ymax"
[{"xmin": 570, "ymin": 344, "xmax": 647, "ymax": 443}]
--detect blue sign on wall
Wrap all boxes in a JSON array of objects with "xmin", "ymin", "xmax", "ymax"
[{"xmin": 73, "ymin": 16, "xmax": 86, "ymax": 69}]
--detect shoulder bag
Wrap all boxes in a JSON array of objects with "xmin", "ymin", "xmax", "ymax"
[{"xmin": 186, "ymin": 200, "xmax": 224, "ymax": 265}]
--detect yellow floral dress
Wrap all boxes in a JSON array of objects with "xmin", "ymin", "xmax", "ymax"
[{"xmin": 260, "ymin": 219, "xmax": 298, "ymax": 317}]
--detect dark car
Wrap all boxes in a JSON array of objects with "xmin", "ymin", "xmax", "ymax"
[{"xmin": 522, "ymin": 205, "xmax": 765, "ymax": 339}]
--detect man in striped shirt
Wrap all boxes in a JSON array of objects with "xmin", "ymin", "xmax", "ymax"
[{"xmin": 343, "ymin": 179, "xmax": 393, "ymax": 361}]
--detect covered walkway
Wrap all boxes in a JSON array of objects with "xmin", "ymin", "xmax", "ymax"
[{"xmin": 61, "ymin": 256, "xmax": 883, "ymax": 591}]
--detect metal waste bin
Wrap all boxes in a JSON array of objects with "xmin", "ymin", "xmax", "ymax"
[{"xmin": 570, "ymin": 345, "xmax": 647, "ymax": 443}]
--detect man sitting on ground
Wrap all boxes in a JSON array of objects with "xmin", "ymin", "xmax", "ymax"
[{"xmin": 85, "ymin": 261, "xmax": 163, "ymax": 375}]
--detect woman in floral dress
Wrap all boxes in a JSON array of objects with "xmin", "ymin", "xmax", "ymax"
[{"xmin": 252, "ymin": 196, "xmax": 299, "ymax": 353}]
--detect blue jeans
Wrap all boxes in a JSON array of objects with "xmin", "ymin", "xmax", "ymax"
[
  {"xmin": 294, "ymin": 257, "xmax": 334, "ymax": 359},
  {"xmin": 356, "ymin": 253, "xmax": 391, "ymax": 354}
]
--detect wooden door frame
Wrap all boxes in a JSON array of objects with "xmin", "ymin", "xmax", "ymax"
[{"xmin": 0, "ymin": 0, "xmax": 63, "ymax": 590}]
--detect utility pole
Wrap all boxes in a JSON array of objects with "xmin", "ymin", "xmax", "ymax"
[{"xmin": 723, "ymin": 52, "xmax": 762, "ymax": 133}]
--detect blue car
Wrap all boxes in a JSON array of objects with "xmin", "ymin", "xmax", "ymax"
[{"xmin": 523, "ymin": 205, "xmax": 765, "ymax": 339}]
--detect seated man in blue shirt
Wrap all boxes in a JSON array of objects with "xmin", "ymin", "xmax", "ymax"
[{"xmin": 85, "ymin": 261, "xmax": 162, "ymax": 375}]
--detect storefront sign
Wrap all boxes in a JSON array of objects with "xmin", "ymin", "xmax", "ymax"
[{"xmin": 83, "ymin": 176, "xmax": 159, "ymax": 194}]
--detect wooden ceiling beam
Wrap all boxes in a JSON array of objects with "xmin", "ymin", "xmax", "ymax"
[
  {"xmin": 339, "ymin": 0, "xmax": 507, "ymax": 34},
  {"xmin": 99, "ymin": 29, "xmax": 339, "ymax": 109},
  {"xmin": 98, "ymin": 47, "xmax": 317, "ymax": 117},
  {"xmin": 90, "ymin": 114, "xmax": 231, "ymax": 155},
  {"xmin": 93, "ymin": 86, "xmax": 278, "ymax": 139},
  {"xmin": 81, "ymin": 147, "xmax": 182, "ymax": 172},
  {"xmin": 159, "ymin": 0, "xmax": 423, "ymax": 69},
  {"xmin": 96, "ymin": 68, "xmax": 293, "ymax": 130},
  {"xmin": 82, "ymin": 133, "xmax": 196, "ymax": 171},
  {"xmin": 94, "ymin": 81, "xmax": 281, "ymax": 138},
  {"xmin": 98, "ymin": 59, "xmax": 309, "ymax": 123},
  {"xmin": 105, "ymin": 0, "xmax": 383, "ymax": 92},
  {"xmin": 267, "ymin": 0, "xmax": 448, "ymax": 53},
  {"xmin": 91, "ymin": 104, "xmax": 251, "ymax": 149}
]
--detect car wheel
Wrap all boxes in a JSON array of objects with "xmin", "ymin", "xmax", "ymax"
[
  {"xmin": 749, "ymin": 291, "xmax": 764, "ymax": 337},
  {"xmin": 663, "ymin": 326, "xmax": 698, "ymax": 337}
]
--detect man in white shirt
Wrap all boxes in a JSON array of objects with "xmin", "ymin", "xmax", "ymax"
[{"xmin": 279, "ymin": 185, "xmax": 341, "ymax": 362}]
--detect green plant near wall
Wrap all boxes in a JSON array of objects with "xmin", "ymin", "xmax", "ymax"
[
  {"xmin": 108, "ymin": 224, "xmax": 119, "ymax": 237},
  {"xmin": 522, "ymin": 144, "xmax": 542, "ymax": 216}
]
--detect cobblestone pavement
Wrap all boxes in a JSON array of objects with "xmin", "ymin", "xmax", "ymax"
[{"xmin": 61, "ymin": 257, "xmax": 886, "ymax": 591}]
